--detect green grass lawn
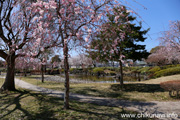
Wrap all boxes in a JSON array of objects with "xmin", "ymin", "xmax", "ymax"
[
  {"xmin": 18, "ymin": 75, "xmax": 180, "ymax": 102},
  {"xmin": 0, "ymin": 78, "xmax": 152, "ymax": 120}
]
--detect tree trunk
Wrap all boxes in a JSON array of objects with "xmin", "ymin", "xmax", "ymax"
[
  {"xmin": 112, "ymin": 61, "xmax": 115, "ymax": 67},
  {"xmin": 119, "ymin": 60, "xmax": 123, "ymax": 86},
  {"xmin": 138, "ymin": 72, "xmax": 141, "ymax": 81},
  {"xmin": 1, "ymin": 55, "xmax": 16, "ymax": 91},
  {"xmin": 63, "ymin": 41, "xmax": 70, "ymax": 109},
  {"xmin": 41, "ymin": 65, "xmax": 44, "ymax": 83},
  {"xmin": 24, "ymin": 69, "xmax": 27, "ymax": 77},
  {"xmin": 44, "ymin": 65, "xmax": 47, "ymax": 74}
]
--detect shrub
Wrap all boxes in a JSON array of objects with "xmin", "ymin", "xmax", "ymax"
[
  {"xmin": 154, "ymin": 67, "xmax": 180, "ymax": 77},
  {"xmin": 138, "ymin": 67, "xmax": 150, "ymax": 74},
  {"xmin": 104, "ymin": 70, "xmax": 116, "ymax": 75},
  {"xmin": 161, "ymin": 64, "xmax": 180, "ymax": 69},
  {"xmin": 148, "ymin": 73, "xmax": 155, "ymax": 79},
  {"xmin": 60, "ymin": 69, "xmax": 64, "ymax": 73},
  {"xmin": 69, "ymin": 68, "xmax": 85, "ymax": 74},
  {"xmin": 160, "ymin": 80, "xmax": 180, "ymax": 98},
  {"xmin": 114, "ymin": 67, "xmax": 120, "ymax": 72},
  {"xmin": 105, "ymin": 67, "xmax": 113, "ymax": 70},
  {"xmin": 130, "ymin": 66, "xmax": 142, "ymax": 72},
  {"xmin": 69, "ymin": 68, "xmax": 76, "ymax": 73},
  {"xmin": 0, "ymin": 68, "xmax": 6, "ymax": 72},
  {"xmin": 92, "ymin": 67, "xmax": 105, "ymax": 74},
  {"xmin": 148, "ymin": 66, "xmax": 161, "ymax": 73}
]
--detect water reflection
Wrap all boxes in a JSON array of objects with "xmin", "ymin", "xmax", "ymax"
[{"xmin": 60, "ymin": 74, "xmax": 141, "ymax": 83}]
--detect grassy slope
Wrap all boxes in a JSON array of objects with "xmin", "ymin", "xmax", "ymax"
[
  {"xmin": 0, "ymin": 78, "xmax": 152, "ymax": 120},
  {"xmin": 134, "ymin": 74, "xmax": 180, "ymax": 84},
  {"xmin": 18, "ymin": 75, "xmax": 180, "ymax": 102}
]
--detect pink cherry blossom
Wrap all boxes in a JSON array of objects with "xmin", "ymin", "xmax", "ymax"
[
  {"xmin": 85, "ymin": 37, "xmax": 89, "ymax": 42},
  {"xmin": 114, "ymin": 16, "xmax": 119, "ymax": 23}
]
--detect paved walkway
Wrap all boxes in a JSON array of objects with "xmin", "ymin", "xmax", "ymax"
[{"xmin": 1, "ymin": 76, "xmax": 180, "ymax": 120}]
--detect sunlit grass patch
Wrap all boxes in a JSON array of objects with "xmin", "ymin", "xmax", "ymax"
[
  {"xmin": 0, "ymin": 78, "xmax": 5, "ymax": 86},
  {"xmin": 0, "ymin": 89, "xmax": 152, "ymax": 120},
  {"xmin": 17, "ymin": 75, "xmax": 179, "ymax": 102}
]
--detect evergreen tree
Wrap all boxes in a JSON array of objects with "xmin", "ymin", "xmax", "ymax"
[{"xmin": 88, "ymin": 6, "xmax": 149, "ymax": 85}]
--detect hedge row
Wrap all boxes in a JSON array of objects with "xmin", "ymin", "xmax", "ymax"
[
  {"xmin": 5, "ymin": 63, "xmax": 180, "ymax": 78},
  {"xmin": 148, "ymin": 66, "xmax": 161, "ymax": 73},
  {"xmin": 160, "ymin": 80, "xmax": 180, "ymax": 98},
  {"xmin": 15, "ymin": 69, "xmax": 62, "ymax": 75},
  {"xmin": 69, "ymin": 67, "xmax": 118, "ymax": 75},
  {"xmin": 137, "ymin": 67, "xmax": 150, "ymax": 74},
  {"xmin": 160, "ymin": 64, "xmax": 180, "ymax": 69},
  {"xmin": 69, "ymin": 64, "xmax": 180, "ymax": 78},
  {"xmin": 154, "ymin": 67, "xmax": 180, "ymax": 77}
]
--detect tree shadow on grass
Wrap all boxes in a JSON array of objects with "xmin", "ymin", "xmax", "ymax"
[
  {"xmin": 0, "ymin": 90, "xmax": 33, "ymax": 120},
  {"xmin": 69, "ymin": 102, "xmax": 152, "ymax": 120},
  {"xmin": 111, "ymin": 84, "xmax": 164, "ymax": 92},
  {"xmin": 71, "ymin": 86, "xmax": 125, "ymax": 98},
  {"xmin": 0, "ymin": 90, "xmax": 60, "ymax": 120},
  {"xmin": 70, "ymin": 87, "xmax": 149, "ymax": 102},
  {"xmin": 0, "ymin": 89, "xmax": 156, "ymax": 120}
]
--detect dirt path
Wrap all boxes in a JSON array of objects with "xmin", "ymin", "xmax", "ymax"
[{"xmin": 1, "ymin": 76, "xmax": 180, "ymax": 120}]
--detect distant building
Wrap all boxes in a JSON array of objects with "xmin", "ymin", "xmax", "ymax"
[{"xmin": 134, "ymin": 60, "xmax": 147, "ymax": 66}]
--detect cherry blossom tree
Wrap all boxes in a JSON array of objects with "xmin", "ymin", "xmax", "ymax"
[
  {"xmin": 31, "ymin": 0, "xmax": 129, "ymax": 109},
  {"xmin": 15, "ymin": 57, "xmax": 31, "ymax": 77},
  {"xmin": 159, "ymin": 21, "xmax": 180, "ymax": 64},
  {"xmin": 146, "ymin": 47, "xmax": 169, "ymax": 66},
  {"xmin": 0, "ymin": 0, "xmax": 58, "ymax": 91},
  {"xmin": 147, "ymin": 45, "xmax": 180, "ymax": 65},
  {"xmin": 69, "ymin": 54, "xmax": 93, "ymax": 68},
  {"xmin": 37, "ymin": 49, "xmax": 54, "ymax": 83},
  {"xmin": 160, "ymin": 21, "xmax": 180, "ymax": 49},
  {"xmin": 0, "ymin": 0, "xmax": 35, "ymax": 91},
  {"xmin": 148, "ymin": 21, "xmax": 180, "ymax": 66}
]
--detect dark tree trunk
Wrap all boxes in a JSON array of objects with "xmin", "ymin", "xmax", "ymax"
[
  {"xmin": 63, "ymin": 41, "xmax": 70, "ymax": 109},
  {"xmin": 44, "ymin": 65, "xmax": 47, "ymax": 74},
  {"xmin": 1, "ymin": 55, "xmax": 16, "ymax": 91},
  {"xmin": 112, "ymin": 61, "xmax": 115, "ymax": 67},
  {"xmin": 138, "ymin": 72, "xmax": 141, "ymax": 81},
  {"xmin": 24, "ymin": 69, "xmax": 27, "ymax": 77},
  {"xmin": 119, "ymin": 60, "xmax": 123, "ymax": 86},
  {"xmin": 41, "ymin": 65, "xmax": 44, "ymax": 83}
]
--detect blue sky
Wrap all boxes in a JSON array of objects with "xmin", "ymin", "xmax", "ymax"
[
  {"xmin": 127, "ymin": 0, "xmax": 180, "ymax": 51},
  {"xmin": 1, "ymin": 0, "xmax": 180, "ymax": 60}
]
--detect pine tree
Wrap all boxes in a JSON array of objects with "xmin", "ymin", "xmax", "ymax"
[{"xmin": 88, "ymin": 6, "xmax": 149, "ymax": 85}]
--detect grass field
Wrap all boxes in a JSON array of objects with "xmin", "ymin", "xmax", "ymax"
[
  {"xmin": 0, "ymin": 78, "xmax": 153, "ymax": 120},
  {"xmin": 18, "ymin": 75, "xmax": 180, "ymax": 102}
]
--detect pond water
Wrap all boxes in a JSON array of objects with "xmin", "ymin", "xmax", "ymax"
[{"xmin": 60, "ymin": 74, "xmax": 144, "ymax": 83}]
